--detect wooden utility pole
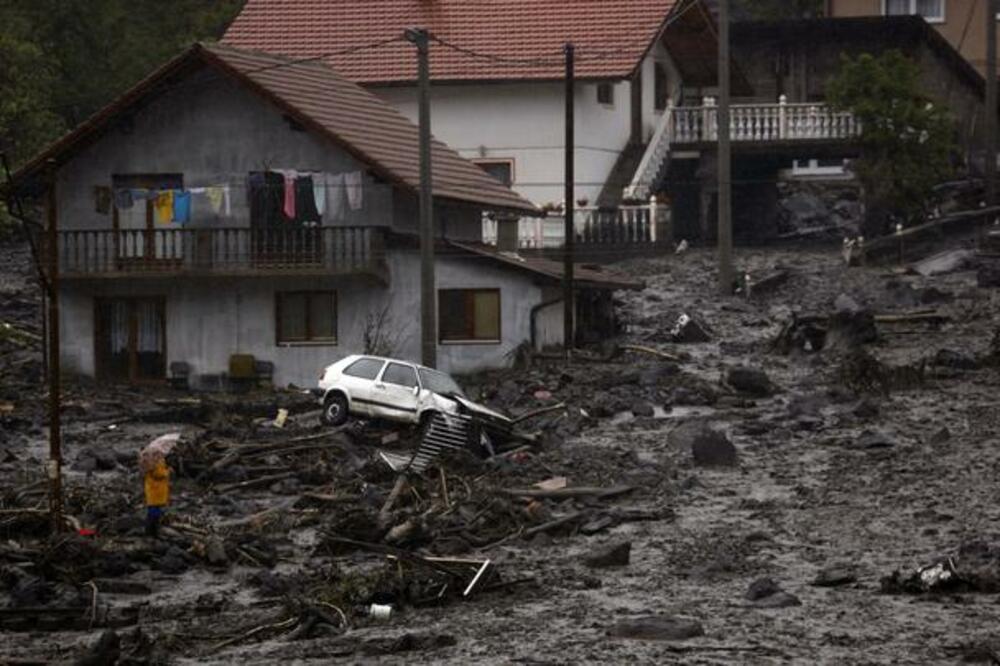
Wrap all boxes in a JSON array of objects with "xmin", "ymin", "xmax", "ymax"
[
  {"xmin": 717, "ymin": 0, "xmax": 734, "ymax": 294},
  {"xmin": 563, "ymin": 42, "xmax": 575, "ymax": 360},
  {"xmin": 406, "ymin": 28, "xmax": 437, "ymax": 368},
  {"xmin": 987, "ymin": 0, "xmax": 998, "ymax": 209},
  {"xmin": 46, "ymin": 159, "xmax": 63, "ymax": 532}
]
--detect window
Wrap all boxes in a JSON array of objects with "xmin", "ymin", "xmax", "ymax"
[
  {"xmin": 418, "ymin": 367, "xmax": 465, "ymax": 397},
  {"xmin": 654, "ymin": 63, "xmax": 670, "ymax": 111},
  {"xmin": 344, "ymin": 357, "xmax": 384, "ymax": 380},
  {"xmin": 882, "ymin": 0, "xmax": 944, "ymax": 22},
  {"xmin": 597, "ymin": 82, "xmax": 615, "ymax": 106},
  {"xmin": 473, "ymin": 160, "xmax": 514, "ymax": 187},
  {"xmin": 276, "ymin": 291, "xmax": 337, "ymax": 344},
  {"xmin": 382, "ymin": 362, "xmax": 418, "ymax": 388},
  {"xmin": 438, "ymin": 289, "xmax": 501, "ymax": 343}
]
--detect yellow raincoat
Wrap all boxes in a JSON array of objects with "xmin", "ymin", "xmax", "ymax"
[{"xmin": 144, "ymin": 459, "xmax": 170, "ymax": 507}]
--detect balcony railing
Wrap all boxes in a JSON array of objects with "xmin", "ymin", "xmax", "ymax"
[
  {"xmin": 483, "ymin": 201, "xmax": 670, "ymax": 250},
  {"xmin": 45, "ymin": 226, "xmax": 385, "ymax": 277}
]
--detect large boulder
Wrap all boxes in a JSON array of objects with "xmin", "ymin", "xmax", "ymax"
[
  {"xmin": 669, "ymin": 423, "xmax": 739, "ymax": 468},
  {"xmin": 726, "ymin": 367, "xmax": 777, "ymax": 397},
  {"xmin": 607, "ymin": 616, "xmax": 705, "ymax": 641}
]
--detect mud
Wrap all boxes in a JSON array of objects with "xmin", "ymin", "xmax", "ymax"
[{"xmin": 2, "ymin": 239, "xmax": 1000, "ymax": 664}]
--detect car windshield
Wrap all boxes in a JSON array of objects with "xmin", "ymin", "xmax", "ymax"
[{"xmin": 418, "ymin": 367, "xmax": 465, "ymax": 397}]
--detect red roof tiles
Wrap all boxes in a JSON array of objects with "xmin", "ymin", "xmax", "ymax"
[
  {"xmin": 11, "ymin": 43, "xmax": 538, "ymax": 215},
  {"xmin": 222, "ymin": 0, "xmax": 681, "ymax": 84}
]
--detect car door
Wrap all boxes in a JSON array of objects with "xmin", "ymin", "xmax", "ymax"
[
  {"xmin": 339, "ymin": 357, "xmax": 386, "ymax": 417},
  {"xmin": 370, "ymin": 361, "xmax": 421, "ymax": 423}
]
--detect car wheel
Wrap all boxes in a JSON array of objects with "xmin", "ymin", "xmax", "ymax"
[{"xmin": 321, "ymin": 393, "xmax": 349, "ymax": 426}]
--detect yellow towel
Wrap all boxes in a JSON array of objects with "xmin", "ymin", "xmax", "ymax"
[{"xmin": 154, "ymin": 190, "xmax": 174, "ymax": 224}]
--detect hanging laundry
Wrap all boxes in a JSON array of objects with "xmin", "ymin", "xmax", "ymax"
[
  {"xmin": 278, "ymin": 169, "xmax": 297, "ymax": 220},
  {"xmin": 312, "ymin": 172, "xmax": 326, "ymax": 215},
  {"xmin": 344, "ymin": 171, "xmax": 363, "ymax": 211},
  {"xmin": 223, "ymin": 185, "xmax": 231, "ymax": 216},
  {"xmin": 94, "ymin": 186, "xmax": 112, "ymax": 214},
  {"xmin": 294, "ymin": 175, "xmax": 321, "ymax": 224},
  {"xmin": 154, "ymin": 190, "xmax": 174, "ymax": 224},
  {"xmin": 206, "ymin": 186, "xmax": 225, "ymax": 215},
  {"xmin": 326, "ymin": 173, "xmax": 345, "ymax": 222},
  {"xmin": 172, "ymin": 190, "xmax": 191, "ymax": 224},
  {"xmin": 129, "ymin": 188, "xmax": 152, "ymax": 202},
  {"xmin": 114, "ymin": 189, "xmax": 134, "ymax": 210}
]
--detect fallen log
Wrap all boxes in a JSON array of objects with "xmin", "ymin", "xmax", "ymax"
[
  {"xmin": 619, "ymin": 344, "xmax": 683, "ymax": 362},
  {"xmin": 213, "ymin": 472, "xmax": 295, "ymax": 494},
  {"xmin": 522, "ymin": 511, "xmax": 589, "ymax": 538},
  {"xmin": 502, "ymin": 485, "xmax": 636, "ymax": 500},
  {"xmin": 512, "ymin": 402, "xmax": 567, "ymax": 424}
]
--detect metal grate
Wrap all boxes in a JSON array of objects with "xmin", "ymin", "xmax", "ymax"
[{"xmin": 404, "ymin": 412, "xmax": 472, "ymax": 473}]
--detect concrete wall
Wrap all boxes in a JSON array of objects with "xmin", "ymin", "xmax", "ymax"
[
  {"xmin": 827, "ymin": 0, "xmax": 1000, "ymax": 78},
  {"xmin": 372, "ymin": 45, "xmax": 684, "ymax": 207},
  {"xmin": 58, "ymin": 249, "xmax": 550, "ymax": 386}
]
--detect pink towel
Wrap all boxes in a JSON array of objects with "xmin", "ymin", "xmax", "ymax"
[{"xmin": 280, "ymin": 170, "xmax": 297, "ymax": 219}]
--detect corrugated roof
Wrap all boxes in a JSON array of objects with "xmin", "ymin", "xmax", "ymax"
[
  {"xmin": 10, "ymin": 43, "xmax": 538, "ymax": 215},
  {"xmin": 448, "ymin": 241, "xmax": 644, "ymax": 291},
  {"xmin": 222, "ymin": 0, "xmax": 681, "ymax": 84}
]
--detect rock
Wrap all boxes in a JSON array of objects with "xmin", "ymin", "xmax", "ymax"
[
  {"xmin": 753, "ymin": 591, "xmax": 802, "ymax": 608},
  {"xmin": 745, "ymin": 577, "xmax": 781, "ymax": 601},
  {"xmin": 206, "ymin": 537, "xmax": 228, "ymax": 566},
  {"xmin": 726, "ymin": 367, "xmax": 777, "ymax": 397},
  {"xmin": 825, "ymin": 309, "xmax": 878, "ymax": 351},
  {"xmin": 853, "ymin": 429, "xmax": 894, "ymax": 450},
  {"xmin": 157, "ymin": 546, "xmax": 192, "ymax": 574},
  {"xmin": 632, "ymin": 402, "xmax": 655, "ymax": 418},
  {"xmin": 834, "ymin": 293, "xmax": 861, "ymax": 314},
  {"xmin": 606, "ymin": 616, "xmax": 705, "ymax": 641},
  {"xmin": 74, "ymin": 630, "xmax": 121, "ymax": 666},
  {"xmin": 812, "ymin": 565, "xmax": 857, "ymax": 587},
  {"xmin": 911, "ymin": 249, "xmax": 974, "ymax": 277},
  {"xmin": 670, "ymin": 314, "xmax": 712, "ymax": 343},
  {"xmin": 932, "ymin": 349, "xmax": 979, "ymax": 370},
  {"xmin": 919, "ymin": 286, "xmax": 953, "ymax": 304},
  {"xmin": 584, "ymin": 541, "xmax": 632, "ymax": 568},
  {"xmin": 671, "ymin": 386, "xmax": 715, "ymax": 406},
  {"xmin": 928, "ymin": 427, "xmax": 951, "ymax": 444},
  {"xmin": 638, "ymin": 362, "xmax": 680, "ymax": 387},
  {"xmin": 851, "ymin": 398, "xmax": 880, "ymax": 419},
  {"xmin": 691, "ymin": 428, "xmax": 738, "ymax": 468}
]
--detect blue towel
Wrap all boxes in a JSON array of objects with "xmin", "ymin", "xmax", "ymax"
[{"xmin": 172, "ymin": 190, "xmax": 191, "ymax": 223}]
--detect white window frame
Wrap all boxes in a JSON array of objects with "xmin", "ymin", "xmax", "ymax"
[
  {"xmin": 881, "ymin": 0, "xmax": 945, "ymax": 24},
  {"xmin": 472, "ymin": 158, "xmax": 515, "ymax": 187},
  {"xmin": 596, "ymin": 82, "xmax": 615, "ymax": 107}
]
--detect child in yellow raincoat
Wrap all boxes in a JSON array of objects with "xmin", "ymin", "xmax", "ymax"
[{"xmin": 144, "ymin": 458, "xmax": 171, "ymax": 538}]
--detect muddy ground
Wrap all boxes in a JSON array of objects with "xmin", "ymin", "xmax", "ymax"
[{"xmin": 2, "ymin": 237, "xmax": 999, "ymax": 664}]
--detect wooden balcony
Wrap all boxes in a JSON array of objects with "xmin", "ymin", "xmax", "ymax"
[{"xmin": 44, "ymin": 226, "xmax": 386, "ymax": 279}]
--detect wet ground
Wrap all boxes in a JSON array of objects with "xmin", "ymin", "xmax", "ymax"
[{"xmin": 2, "ymin": 239, "xmax": 999, "ymax": 664}]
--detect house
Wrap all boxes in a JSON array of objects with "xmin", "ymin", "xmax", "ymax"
[
  {"xmin": 222, "ymin": 0, "xmax": 729, "ymax": 251},
  {"xmin": 6, "ymin": 43, "xmax": 640, "ymax": 389},
  {"xmin": 826, "ymin": 0, "xmax": 1000, "ymax": 79}
]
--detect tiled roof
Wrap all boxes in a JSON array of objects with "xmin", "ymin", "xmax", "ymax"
[
  {"xmin": 10, "ymin": 43, "xmax": 538, "ymax": 215},
  {"xmin": 448, "ymin": 241, "xmax": 644, "ymax": 291},
  {"xmin": 222, "ymin": 0, "xmax": 680, "ymax": 84}
]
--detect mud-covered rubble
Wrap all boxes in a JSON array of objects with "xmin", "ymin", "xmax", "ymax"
[{"xmin": 3, "ymin": 237, "xmax": 1000, "ymax": 663}]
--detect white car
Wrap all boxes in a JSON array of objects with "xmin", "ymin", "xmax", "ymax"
[{"xmin": 315, "ymin": 355, "xmax": 511, "ymax": 434}]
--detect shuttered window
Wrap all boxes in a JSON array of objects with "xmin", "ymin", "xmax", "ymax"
[
  {"xmin": 438, "ymin": 289, "xmax": 501, "ymax": 343},
  {"xmin": 276, "ymin": 291, "xmax": 337, "ymax": 344}
]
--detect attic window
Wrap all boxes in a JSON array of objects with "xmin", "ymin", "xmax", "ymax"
[{"xmin": 597, "ymin": 82, "xmax": 614, "ymax": 106}]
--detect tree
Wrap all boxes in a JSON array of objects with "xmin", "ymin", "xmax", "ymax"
[
  {"xmin": 733, "ymin": 0, "xmax": 823, "ymax": 21},
  {"xmin": 826, "ymin": 50, "xmax": 956, "ymax": 236}
]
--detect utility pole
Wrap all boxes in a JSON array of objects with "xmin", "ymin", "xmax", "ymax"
[
  {"xmin": 563, "ymin": 42, "xmax": 575, "ymax": 360},
  {"xmin": 717, "ymin": 0, "xmax": 734, "ymax": 294},
  {"xmin": 46, "ymin": 159, "xmax": 63, "ymax": 532},
  {"xmin": 406, "ymin": 28, "xmax": 436, "ymax": 368},
  {"xmin": 986, "ymin": 0, "xmax": 997, "ymax": 210}
]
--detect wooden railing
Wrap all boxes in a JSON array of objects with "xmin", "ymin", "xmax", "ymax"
[{"xmin": 46, "ymin": 226, "xmax": 385, "ymax": 277}]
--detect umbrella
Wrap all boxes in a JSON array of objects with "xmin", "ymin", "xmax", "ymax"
[{"xmin": 139, "ymin": 432, "xmax": 181, "ymax": 473}]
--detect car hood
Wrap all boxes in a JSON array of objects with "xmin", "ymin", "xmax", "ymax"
[{"xmin": 448, "ymin": 394, "xmax": 512, "ymax": 423}]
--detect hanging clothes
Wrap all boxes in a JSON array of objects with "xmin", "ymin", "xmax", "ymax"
[
  {"xmin": 114, "ymin": 189, "xmax": 134, "ymax": 210},
  {"xmin": 94, "ymin": 186, "xmax": 112, "ymax": 214},
  {"xmin": 312, "ymin": 172, "xmax": 326, "ymax": 215},
  {"xmin": 154, "ymin": 190, "xmax": 174, "ymax": 224},
  {"xmin": 249, "ymin": 172, "xmax": 285, "ymax": 229},
  {"xmin": 206, "ymin": 186, "xmax": 225, "ymax": 215},
  {"xmin": 344, "ymin": 171, "xmax": 363, "ymax": 211},
  {"xmin": 294, "ymin": 175, "xmax": 321, "ymax": 224},
  {"xmin": 327, "ymin": 173, "xmax": 345, "ymax": 221},
  {"xmin": 172, "ymin": 190, "xmax": 191, "ymax": 223},
  {"xmin": 278, "ymin": 169, "xmax": 297, "ymax": 220}
]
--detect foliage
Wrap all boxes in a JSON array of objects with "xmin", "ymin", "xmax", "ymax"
[{"xmin": 826, "ymin": 50, "xmax": 956, "ymax": 234}]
